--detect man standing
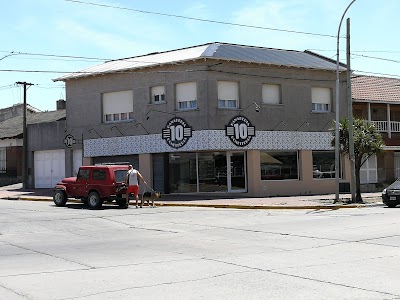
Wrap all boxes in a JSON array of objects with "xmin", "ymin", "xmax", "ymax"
[{"xmin": 125, "ymin": 164, "xmax": 147, "ymax": 208}]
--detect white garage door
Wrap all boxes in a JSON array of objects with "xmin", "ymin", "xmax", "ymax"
[
  {"xmin": 34, "ymin": 150, "xmax": 65, "ymax": 188},
  {"xmin": 73, "ymin": 149, "xmax": 83, "ymax": 177}
]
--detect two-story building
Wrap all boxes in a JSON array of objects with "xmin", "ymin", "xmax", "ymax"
[
  {"xmin": 48, "ymin": 42, "xmax": 349, "ymax": 196},
  {"xmin": 352, "ymin": 75, "xmax": 400, "ymax": 187}
]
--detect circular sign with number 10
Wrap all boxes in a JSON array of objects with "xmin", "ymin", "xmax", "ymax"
[
  {"xmin": 162, "ymin": 117, "xmax": 192, "ymax": 148},
  {"xmin": 225, "ymin": 116, "xmax": 256, "ymax": 147}
]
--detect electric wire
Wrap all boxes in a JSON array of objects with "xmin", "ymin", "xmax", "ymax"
[
  {"xmin": 351, "ymin": 53, "xmax": 400, "ymax": 64},
  {"xmin": 65, "ymin": 0, "xmax": 337, "ymax": 38}
]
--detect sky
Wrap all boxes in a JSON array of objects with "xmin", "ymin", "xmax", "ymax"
[{"xmin": 1, "ymin": 0, "xmax": 399, "ymax": 111}]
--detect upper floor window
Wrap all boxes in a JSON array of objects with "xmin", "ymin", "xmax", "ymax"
[
  {"xmin": 218, "ymin": 81, "xmax": 239, "ymax": 109},
  {"xmin": 103, "ymin": 90, "xmax": 134, "ymax": 123},
  {"xmin": 151, "ymin": 85, "xmax": 166, "ymax": 104},
  {"xmin": 176, "ymin": 82, "xmax": 197, "ymax": 110},
  {"xmin": 262, "ymin": 84, "xmax": 281, "ymax": 105},
  {"xmin": 312, "ymin": 87, "xmax": 331, "ymax": 113}
]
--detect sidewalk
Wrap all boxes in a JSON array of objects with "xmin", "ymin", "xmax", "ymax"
[{"xmin": 0, "ymin": 183, "xmax": 383, "ymax": 209}]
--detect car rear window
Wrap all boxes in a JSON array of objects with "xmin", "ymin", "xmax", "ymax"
[{"xmin": 114, "ymin": 170, "xmax": 127, "ymax": 183}]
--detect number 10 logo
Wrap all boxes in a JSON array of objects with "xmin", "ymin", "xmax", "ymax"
[
  {"xmin": 162, "ymin": 117, "xmax": 192, "ymax": 148},
  {"xmin": 225, "ymin": 116, "xmax": 255, "ymax": 147}
]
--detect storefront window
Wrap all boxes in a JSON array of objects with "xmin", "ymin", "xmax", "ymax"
[
  {"xmin": 169, "ymin": 153, "xmax": 197, "ymax": 193},
  {"xmin": 260, "ymin": 151, "xmax": 298, "ymax": 180},
  {"xmin": 312, "ymin": 151, "xmax": 337, "ymax": 179},
  {"xmin": 198, "ymin": 152, "xmax": 228, "ymax": 192}
]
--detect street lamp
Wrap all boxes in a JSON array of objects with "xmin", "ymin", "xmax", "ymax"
[
  {"xmin": 239, "ymin": 102, "xmax": 261, "ymax": 115},
  {"xmin": 335, "ymin": 0, "xmax": 357, "ymax": 203},
  {"xmin": 145, "ymin": 109, "xmax": 175, "ymax": 120}
]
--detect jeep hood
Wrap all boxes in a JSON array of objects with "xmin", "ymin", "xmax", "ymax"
[{"xmin": 59, "ymin": 177, "xmax": 77, "ymax": 184}]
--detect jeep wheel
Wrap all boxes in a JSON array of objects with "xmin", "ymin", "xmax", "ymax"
[
  {"xmin": 53, "ymin": 190, "xmax": 67, "ymax": 207},
  {"xmin": 87, "ymin": 192, "xmax": 102, "ymax": 209},
  {"xmin": 116, "ymin": 198, "xmax": 128, "ymax": 208}
]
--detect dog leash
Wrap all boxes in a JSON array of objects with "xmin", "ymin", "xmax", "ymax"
[{"xmin": 143, "ymin": 181, "xmax": 155, "ymax": 193}]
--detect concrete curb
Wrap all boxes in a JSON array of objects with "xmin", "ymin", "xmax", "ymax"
[
  {"xmin": 2, "ymin": 196, "xmax": 384, "ymax": 210},
  {"xmin": 156, "ymin": 203, "xmax": 361, "ymax": 209}
]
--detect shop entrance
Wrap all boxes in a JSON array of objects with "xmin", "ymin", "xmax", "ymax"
[
  {"xmin": 168, "ymin": 151, "xmax": 247, "ymax": 193},
  {"xmin": 228, "ymin": 151, "xmax": 247, "ymax": 192}
]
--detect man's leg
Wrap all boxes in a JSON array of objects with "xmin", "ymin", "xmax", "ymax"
[{"xmin": 137, "ymin": 194, "xmax": 142, "ymax": 208}]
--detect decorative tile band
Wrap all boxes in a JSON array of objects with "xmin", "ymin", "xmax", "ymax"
[{"xmin": 84, "ymin": 130, "xmax": 333, "ymax": 157}]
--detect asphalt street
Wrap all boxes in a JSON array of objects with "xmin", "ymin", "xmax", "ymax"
[{"xmin": 0, "ymin": 200, "xmax": 399, "ymax": 300}]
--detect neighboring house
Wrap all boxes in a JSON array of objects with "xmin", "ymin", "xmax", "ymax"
[
  {"xmin": 52, "ymin": 42, "xmax": 350, "ymax": 196},
  {"xmin": 0, "ymin": 104, "xmax": 66, "ymax": 187},
  {"xmin": 0, "ymin": 103, "xmax": 41, "ymax": 122},
  {"xmin": 352, "ymin": 75, "xmax": 400, "ymax": 186}
]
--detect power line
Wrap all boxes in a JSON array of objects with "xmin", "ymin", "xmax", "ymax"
[
  {"xmin": 0, "ymin": 50, "xmax": 110, "ymax": 62},
  {"xmin": 351, "ymin": 53, "xmax": 400, "ymax": 64},
  {"xmin": 353, "ymin": 70, "xmax": 400, "ymax": 78},
  {"xmin": 0, "ymin": 50, "xmax": 171, "ymax": 65},
  {"xmin": 65, "ymin": 0, "xmax": 337, "ymax": 38},
  {"xmin": 0, "ymin": 68, "xmax": 349, "ymax": 83},
  {"xmin": 308, "ymin": 48, "xmax": 400, "ymax": 54}
]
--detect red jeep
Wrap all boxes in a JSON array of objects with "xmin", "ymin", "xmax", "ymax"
[{"xmin": 53, "ymin": 165, "xmax": 129, "ymax": 209}]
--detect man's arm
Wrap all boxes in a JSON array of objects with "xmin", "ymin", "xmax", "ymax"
[
  {"xmin": 125, "ymin": 171, "xmax": 129, "ymax": 185},
  {"xmin": 137, "ymin": 171, "xmax": 147, "ymax": 184}
]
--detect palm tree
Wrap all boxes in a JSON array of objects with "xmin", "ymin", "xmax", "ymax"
[{"xmin": 332, "ymin": 118, "xmax": 384, "ymax": 203}]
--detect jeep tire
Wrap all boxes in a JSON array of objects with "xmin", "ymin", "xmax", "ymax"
[
  {"xmin": 53, "ymin": 190, "xmax": 67, "ymax": 207},
  {"xmin": 87, "ymin": 192, "xmax": 102, "ymax": 209},
  {"xmin": 116, "ymin": 198, "xmax": 128, "ymax": 208}
]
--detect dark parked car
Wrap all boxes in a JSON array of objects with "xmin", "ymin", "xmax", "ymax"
[{"xmin": 382, "ymin": 180, "xmax": 400, "ymax": 208}]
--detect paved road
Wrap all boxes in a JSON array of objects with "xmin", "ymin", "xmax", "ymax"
[
  {"xmin": 0, "ymin": 200, "xmax": 399, "ymax": 300},
  {"xmin": 0, "ymin": 183, "xmax": 383, "ymax": 209}
]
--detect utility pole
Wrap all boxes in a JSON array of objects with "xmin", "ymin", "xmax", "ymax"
[
  {"xmin": 347, "ymin": 18, "xmax": 356, "ymax": 203},
  {"xmin": 16, "ymin": 81, "xmax": 33, "ymax": 189}
]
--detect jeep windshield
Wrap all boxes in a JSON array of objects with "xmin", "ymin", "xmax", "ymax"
[{"xmin": 115, "ymin": 170, "xmax": 128, "ymax": 183}]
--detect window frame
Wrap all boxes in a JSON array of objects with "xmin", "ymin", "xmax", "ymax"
[
  {"xmin": 260, "ymin": 151, "xmax": 299, "ymax": 181},
  {"xmin": 311, "ymin": 87, "xmax": 332, "ymax": 113},
  {"xmin": 262, "ymin": 83, "xmax": 281, "ymax": 105},
  {"xmin": 176, "ymin": 82, "xmax": 198, "ymax": 111},
  {"xmin": 217, "ymin": 81, "xmax": 239, "ymax": 109},
  {"xmin": 151, "ymin": 85, "xmax": 166, "ymax": 104},
  {"xmin": 312, "ymin": 150, "xmax": 338, "ymax": 179},
  {"xmin": 102, "ymin": 90, "xmax": 135, "ymax": 123}
]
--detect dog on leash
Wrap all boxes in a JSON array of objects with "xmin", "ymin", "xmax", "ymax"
[{"xmin": 141, "ymin": 191, "xmax": 161, "ymax": 207}]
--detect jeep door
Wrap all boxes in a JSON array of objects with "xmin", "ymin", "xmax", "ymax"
[
  {"xmin": 91, "ymin": 168, "xmax": 110, "ymax": 197},
  {"xmin": 73, "ymin": 169, "xmax": 90, "ymax": 197}
]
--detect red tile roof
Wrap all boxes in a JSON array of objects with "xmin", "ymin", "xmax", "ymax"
[{"xmin": 352, "ymin": 75, "xmax": 400, "ymax": 102}]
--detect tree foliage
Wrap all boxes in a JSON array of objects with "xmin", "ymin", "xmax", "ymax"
[{"xmin": 332, "ymin": 118, "xmax": 384, "ymax": 202}]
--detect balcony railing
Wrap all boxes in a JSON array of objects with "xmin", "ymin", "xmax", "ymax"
[{"xmin": 370, "ymin": 121, "xmax": 400, "ymax": 133}]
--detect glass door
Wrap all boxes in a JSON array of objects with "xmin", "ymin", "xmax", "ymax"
[
  {"xmin": 228, "ymin": 151, "xmax": 247, "ymax": 192},
  {"xmin": 198, "ymin": 152, "xmax": 228, "ymax": 192}
]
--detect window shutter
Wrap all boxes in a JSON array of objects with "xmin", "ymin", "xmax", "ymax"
[
  {"xmin": 312, "ymin": 87, "xmax": 331, "ymax": 105},
  {"xmin": 262, "ymin": 84, "xmax": 280, "ymax": 104},
  {"xmin": 103, "ymin": 90, "xmax": 133, "ymax": 115},
  {"xmin": 176, "ymin": 82, "xmax": 197, "ymax": 102},
  {"xmin": 218, "ymin": 81, "xmax": 239, "ymax": 100}
]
